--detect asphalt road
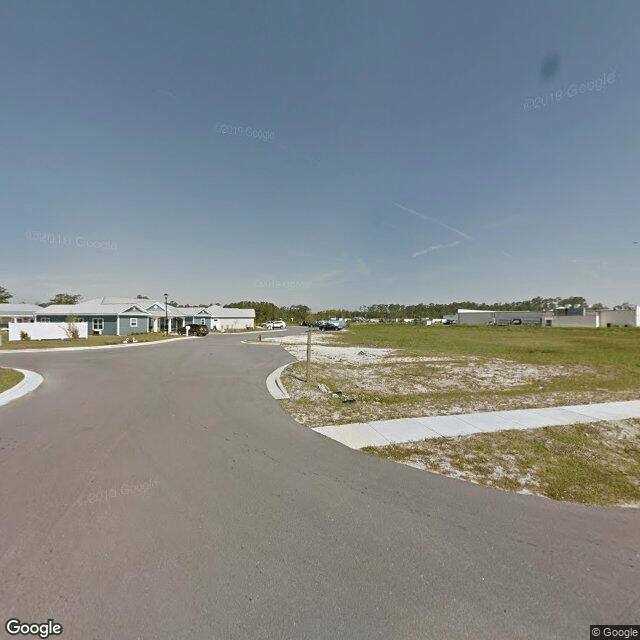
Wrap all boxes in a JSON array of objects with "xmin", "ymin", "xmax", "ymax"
[{"xmin": 1, "ymin": 330, "xmax": 638, "ymax": 639}]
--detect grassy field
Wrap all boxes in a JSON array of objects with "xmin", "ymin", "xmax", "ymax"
[
  {"xmin": 280, "ymin": 324, "xmax": 640, "ymax": 428},
  {"xmin": 277, "ymin": 324, "xmax": 640, "ymax": 506},
  {"xmin": 0, "ymin": 367, "xmax": 24, "ymax": 393},
  {"xmin": 334, "ymin": 323, "xmax": 640, "ymax": 371},
  {"xmin": 0, "ymin": 330, "xmax": 179, "ymax": 350}
]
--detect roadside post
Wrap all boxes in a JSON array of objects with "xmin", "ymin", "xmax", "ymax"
[{"xmin": 306, "ymin": 325, "xmax": 312, "ymax": 383}]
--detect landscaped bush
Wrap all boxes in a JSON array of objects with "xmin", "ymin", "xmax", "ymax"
[
  {"xmin": 64, "ymin": 316, "xmax": 81, "ymax": 340},
  {"xmin": 20, "ymin": 331, "xmax": 31, "ymax": 341}
]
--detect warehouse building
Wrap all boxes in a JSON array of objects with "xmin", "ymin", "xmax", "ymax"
[{"xmin": 455, "ymin": 307, "xmax": 640, "ymax": 328}]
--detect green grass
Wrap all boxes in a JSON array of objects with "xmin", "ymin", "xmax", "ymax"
[
  {"xmin": 0, "ymin": 330, "xmax": 177, "ymax": 350},
  {"xmin": 337, "ymin": 323, "xmax": 640, "ymax": 364},
  {"xmin": 363, "ymin": 420, "xmax": 640, "ymax": 506},
  {"xmin": 334, "ymin": 324, "xmax": 640, "ymax": 393},
  {"xmin": 279, "ymin": 323, "xmax": 640, "ymax": 428},
  {"xmin": 0, "ymin": 367, "xmax": 24, "ymax": 393}
]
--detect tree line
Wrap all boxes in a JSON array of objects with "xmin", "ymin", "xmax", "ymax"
[
  {"xmin": 224, "ymin": 296, "xmax": 640, "ymax": 324},
  {"xmin": 1, "ymin": 287, "xmax": 636, "ymax": 325}
]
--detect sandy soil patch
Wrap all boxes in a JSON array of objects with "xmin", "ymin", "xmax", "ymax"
[
  {"xmin": 278, "ymin": 347, "xmax": 604, "ymax": 427},
  {"xmin": 262, "ymin": 332, "xmax": 394, "ymax": 364}
]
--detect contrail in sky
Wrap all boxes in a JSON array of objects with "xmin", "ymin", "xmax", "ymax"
[
  {"xmin": 412, "ymin": 241, "xmax": 461, "ymax": 258},
  {"xmin": 392, "ymin": 202, "xmax": 474, "ymax": 241}
]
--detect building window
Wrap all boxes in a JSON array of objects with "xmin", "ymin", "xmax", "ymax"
[
  {"xmin": 200, "ymin": 319, "xmax": 206, "ymax": 325},
  {"xmin": 130, "ymin": 318, "xmax": 138, "ymax": 327},
  {"xmin": 76, "ymin": 317, "xmax": 84, "ymax": 322},
  {"xmin": 41, "ymin": 318, "xmax": 50, "ymax": 322},
  {"xmin": 93, "ymin": 318, "xmax": 104, "ymax": 331}
]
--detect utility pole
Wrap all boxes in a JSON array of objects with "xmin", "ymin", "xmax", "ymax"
[{"xmin": 164, "ymin": 293, "xmax": 168, "ymax": 335}]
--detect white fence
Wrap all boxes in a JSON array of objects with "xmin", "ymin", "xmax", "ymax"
[
  {"xmin": 9, "ymin": 321, "xmax": 89, "ymax": 341},
  {"xmin": 213, "ymin": 319, "xmax": 254, "ymax": 331}
]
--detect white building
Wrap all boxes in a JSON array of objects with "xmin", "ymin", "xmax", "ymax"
[{"xmin": 455, "ymin": 307, "xmax": 640, "ymax": 328}]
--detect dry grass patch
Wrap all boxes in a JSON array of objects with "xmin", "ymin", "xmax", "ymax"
[
  {"xmin": 363, "ymin": 419, "xmax": 640, "ymax": 507},
  {"xmin": 279, "ymin": 358, "xmax": 614, "ymax": 428},
  {"xmin": 277, "ymin": 325, "xmax": 639, "ymax": 427}
]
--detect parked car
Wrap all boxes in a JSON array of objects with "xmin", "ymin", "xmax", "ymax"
[
  {"xmin": 266, "ymin": 320, "xmax": 286, "ymax": 329},
  {"xmin": 316, "ymin": 319, "xmax": 345, "ymax": 331},
  {"xmin": 178, "ymin": 323, "xmax": 209, "ymax": 336}
]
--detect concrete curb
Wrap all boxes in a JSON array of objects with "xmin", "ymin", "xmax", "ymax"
[
  {"xmin": 0, "ymin": 368, "xmax": 44, "ymax": 408},
  {"xmin": 266, "ymin": 363, "xmax": 295, "ymax": 400},
  {"xmin": 0, "ymin": 336, "xmax": 193, "ymax": 355}
]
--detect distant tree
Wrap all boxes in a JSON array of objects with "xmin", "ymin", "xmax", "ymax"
[
  {"xmin": 558, "ymin": 296, "xmax": 588, "ymax": 308},
  {"xmin": 0, "ymin": 285, "xmax": 12, "ymax": 303},
  {"xmin": 614, "ymin": 302, "xmax": 634, "ymax": 310},
  {"xmin": 590, "ymin": 302, "xmax": 606, "ymax": 310},
  {"xmin": 45, "ymin": 293, "xmax": 82, "ymax": 306},
  {"xmin": 225, "ymin": 301, "xmax": 281, "ymax": 325},
  {"xmin": 136, "ymin": 294, "xmax": 149, "ymax": 299}
]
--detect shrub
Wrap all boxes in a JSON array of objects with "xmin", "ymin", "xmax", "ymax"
[
  {"xmin": 64, "ymin": 316, "xmax": 81, "ymax": 340},
  {"xmin": 20, "ymin": 331, "xmax": 31, "ymax": 341}
]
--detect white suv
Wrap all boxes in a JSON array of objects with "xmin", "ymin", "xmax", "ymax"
[{"xmin": 267, "ymin": 320, "xmax": 286, "ymax": 329}]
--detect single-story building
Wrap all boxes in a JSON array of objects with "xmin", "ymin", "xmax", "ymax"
[
  {"xmin": 0, "ymin": 303, "xmax": 42, "ymax": 328},
  {"xmin": 206, "ymin": 305, "xmax": 255, "ymax": 331},
  {"xmin": 30, "ymin": 297, "xmax": 255, "ymax": 336},
  {"xmin": 455, "ymin": 306, "xmax": 640, "ymax": 328},
  {"xmin": 35, "ymin": 299, "xmax": 154, "ymax": 336},
  {"xmin": 457, "ymin": 309, "xmax": 549, "ymax": 326}
]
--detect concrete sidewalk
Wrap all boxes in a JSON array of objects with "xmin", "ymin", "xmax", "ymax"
[{"xmin": 313, "ymin": 400, "xmax": 640, "ymax": 449}]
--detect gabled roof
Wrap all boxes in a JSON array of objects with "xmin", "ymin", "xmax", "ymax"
[
  {"xmin": 118, "ymin": 304, "xmax": 151, "ymax": 316},
  {"xmin": 207, "ymin": 305, "xmax": 255, "ymax": 318},
  {"xmin": 179, "ymin": 307, "xmax": 213, "ymax": 316},
  {"xmin": 98, "ymin": 296, "xmax": 144, "ymax": 305},
  {"xmin": 36, "ymin": 304, "xmax": 80, "ymax": 315},
  {"xmin": 39, "ymin": 300, "xmax": 150, "ymax": 316},
  {"xmin": 0, "ymin": 303, "xmax": 43, "ymax": 314},
  {"xmin": 21, "ymin": 296, "xmax": 255, "ymax": 319}
]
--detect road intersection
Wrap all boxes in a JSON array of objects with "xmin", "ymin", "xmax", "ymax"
[{"xmin": 1, "ymin": 329, "xmax": 638, "ymax": 639}]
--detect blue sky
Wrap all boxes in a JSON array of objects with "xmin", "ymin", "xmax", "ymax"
[{"xmin": 1, "ymin": 0, "xmax": 638, "ymax": 310}]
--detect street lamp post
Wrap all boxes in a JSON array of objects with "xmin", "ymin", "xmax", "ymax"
[{"xmin": 164, "ymin": 293, "xmax": 168, "ymax": 335}]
